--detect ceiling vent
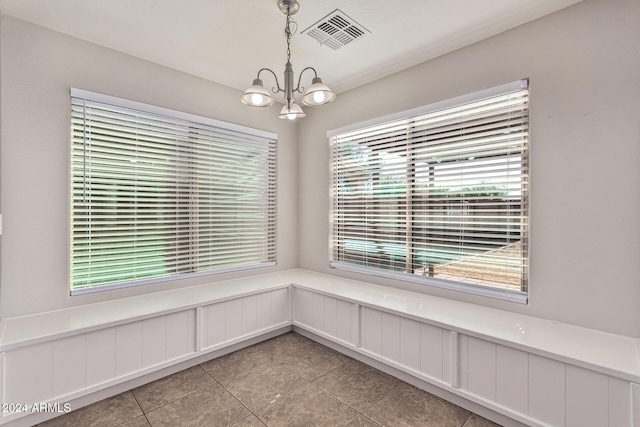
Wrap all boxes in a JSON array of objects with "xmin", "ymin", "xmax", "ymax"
[{"xmin": 302, "ymin": 9, "xmax": 369, "ymax": 50}]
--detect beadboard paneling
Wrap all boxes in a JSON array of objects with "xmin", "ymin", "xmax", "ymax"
[
  {"xmin": 421, "ymin": 323, "xmax": 445, "ymax": 381},
  {"xmin": 381, "ymin": 312, "xmax": 401, "ymax": 362},
  {"xmin": 115, "ymin": 322, "xmax": 143, "ymax": 377},
  {"xmin": 294, "ymin": 287, "xmax": 313, "ymax": 327},
  {"xmin": 362, "ymin": 307, "xmax": 382, "ymax": 355},
  {"xmin": 166, "ymin": 310, "xmax": 196, "ymax": 360},
  {"xmin": 4, "ymin": 342, "xmax": 53, "ymax": 404},
  {"xmin": 86, "ymin": 327, "xmax": 116, "ymax": 386},
  {"xmin": 142, "ymin": 316, "xmax": 167, "ymax": 368},
  {"xmin": 566, "ymin": 365, "xmax": 608, "ymax": 427},
  {"xmin": 632, "ymin": 382, "xmax": 640, "ymax": 427},
  {"xmin": 467, "ymin": 337, "xmax": 497, "ymax": 402},
  {"xmin": 241, "ymin": 295, "xmax": 258, "ymax": 335},
  {"xmin": 496, "ymin": 345, "xmax": 528, "ymax": 416},
  {"xmin": 52, "ymin": 335, "xmax": 87, "ymax": 397},
  {"xmin": 399, "ymin": 317, "xmax": 421, "ymax": 372},
  {"xmin": 529, "ymin": 354, "xmax": 566, "ymax": 427}
]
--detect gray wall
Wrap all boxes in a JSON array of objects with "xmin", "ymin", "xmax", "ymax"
[
  {"xmin": 0, "ymin": 16, "xmax": 299, "ymax": 317},
  {"xmin": 298, "ymin": 0, "xmax": 640, "ymax": 337}
]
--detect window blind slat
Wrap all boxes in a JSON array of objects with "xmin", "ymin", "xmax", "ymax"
[
  {"xmin": 330, "ymin": 81, "xmax": 529, "ymax": 301},
  {"xmin": 70, "ymin": 92, "xmax": 277, "ymax": 293}
]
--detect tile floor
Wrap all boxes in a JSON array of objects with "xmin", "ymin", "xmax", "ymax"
[{"xmin": 38, "ymin": 332, "xmax": 501, "ymax": 427}]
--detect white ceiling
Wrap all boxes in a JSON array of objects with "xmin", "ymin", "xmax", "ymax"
[{"xmin": 0, "ymin": 0, "xmax": 582, "ymax": 99}]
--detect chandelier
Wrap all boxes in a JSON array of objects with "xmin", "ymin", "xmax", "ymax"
[{"xmin": 241, "ymin": 0, "xmax": 336, "ymax": 120}]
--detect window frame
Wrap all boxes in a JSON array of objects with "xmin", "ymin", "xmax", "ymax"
[
  {"xmin": 69, "ymin": 88, "xmax": 277, "ymax": 295},
  {"xmin": 328, "ymin": 80, "xmax": 529, "ymax": 303}
]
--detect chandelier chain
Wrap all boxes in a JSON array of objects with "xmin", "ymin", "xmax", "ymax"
[{"xmin": 284, "ymin": 10, "xmax": 297, "ymax": 64}]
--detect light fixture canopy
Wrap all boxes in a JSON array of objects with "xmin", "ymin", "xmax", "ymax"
[
  {"xmin": 241, "ymin": 0, "xmax": 336, "ymax": 120},
  {"xmin": 278, "ymin": 0, "xmax": 299, "ymax": 15}
]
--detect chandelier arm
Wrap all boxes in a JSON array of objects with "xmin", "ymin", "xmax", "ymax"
[
  {"xmin": 294, "ymin": 66, "xmax": 319, "ymax": 93},
  {"xmin": 256, "ymin": 68, "xmax": 284, "ymax": 93}
]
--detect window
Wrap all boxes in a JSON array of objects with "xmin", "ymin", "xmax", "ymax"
[
  {"xmin": 329, "ymin": 80, "xmax": 529, "ymax": 303},
  {"xmin": 70, "ymin": 89, "xmax": 277, "ymax": 294}
]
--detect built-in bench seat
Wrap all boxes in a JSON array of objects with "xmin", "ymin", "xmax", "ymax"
[{"xmin": 1, "ymin": 269, "xmax": 638, "ymax": 426}]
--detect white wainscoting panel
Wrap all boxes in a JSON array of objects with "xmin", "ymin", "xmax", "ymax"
[
  {"xmin": 632, "ymin": 382, "xmax": 640, "ymax": 427},
  {"xmin": 362, "ymin": 307, "xmax": 382, "ymax": 355},
  {"xmin": 115, "ymin": 322, "xmax": 143, "ymax": 377},
  {"xmin": 268, "ymin": 288, "xmax": 293, "ymax": 326},
  {"xmin": 399, "ymin": 317, "xmax": 421, "ymax": 372},
  {"xmin": 52, "ymin": 334, "xmax": 87, "ymax": 397},
  {"xmin": 166, "ymin": 310, "xmax": 196, "ymax": 360},
  {"xmin": 203, "ymin": 290, "xmax": 290, "ymax": 351},
  {"xmin": 496, "ymin": 345, "xmax": 528, "ymax": 416},
  {"xmin": 529, "ymin": 354, "xmax": 566, "ymax": 427},
  {"xmin": 442, "ymin": 330, "xmax": 453, "ymax": 385},
  {"xmin": 0, "ymin": 353, "xmax": 4, "ymax": 411},
  {"xmin": 458, "ymin": 334, "xmax": 468, "ymax": 390},
  {"xmin": 349, "ymin": 302, "xmax": 360, "ymax": 346},
  {"xmin": 241, "ymin": 295, "xmax": 258, "ymax": 336},
  {"xmin": 294, "ymin": 288, "xmax": 313, "ymax": 327},
  {"xmin": 565, "ymin": 365, "xmax": 608, "ymax": 427},
  {"xmin": 421, "ymin": 323, "xmax": 445, "ymax": 381},
  {"xmin": 4, "ymin": 341, "xmax": 53, "ymax": 404},
  {"xmin": 255, "ymin": 292, "xmax": 272, "ymax": 330},
  {"xmin": 292, "ymin": 288, "xmax": 356, "ymax": 346},
  {"xmin": 323, "ymin": 295, "xmax": 337, "ymax": 338},
  {"xmin": 204, "ymin": 302, "xmax": 226, "ymax": 348},
  {"xmin": 466, "ymin": 336, "xmax": 497, "ymax": 402},
  {"xmin": 257, "ymin": 288, "xmax": 289, "ymax": 330},
  {"xmin": 311, "ymin": 292, "xmax": 325, "ymax": 332},
  {"xmin": 142, "ymin": 316, "xmax": 167, "ymax": 368},
  {"xmin": 381, "ymin": 312, "xmax": 401, "ymax": 362},
  {"xmin": 271, "ymin": 288, "xmax": 290, "ymax": 325},
  {"xmin": 225, "ymin": 299, "xmax": 243, "ymax": 340},
  {"xmin": 608, "ymin": 377, "xmax": 632, "ymax": 427},
  {"xmin": 86, "ymin": 327, "xmax": 116, "ymax": 386}
]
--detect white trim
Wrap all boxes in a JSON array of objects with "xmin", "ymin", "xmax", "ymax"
[
  {"xmin": 69, "ymin": 262, "xmax": 276, "ymax": 296},
  {"xmin": 330, "ymin": 262, "xmax": 528, "ymax": 304},
  {"xmin": 327, "ymin": 79, "xmax": 528, "ymax": 137},
  {"xmin": 195, "ymin": 307, "xmax": 204, "ymax": 352},
  {"xmin": 450, "ymin": 331, "xmax": 460, "ymax": 388},
  {"xmin": 634, "ymin": 382, "xmax": 640, "ymax": 427},
  {"xmin": 70, "ymin": 87, "xmax": 277, "ymax": 140}
]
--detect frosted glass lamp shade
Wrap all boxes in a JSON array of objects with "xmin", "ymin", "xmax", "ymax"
[
  {"xmin": 278, "ymin": 102, "xmax": 306, "ymax": 120},
  {"xmin": 241, "ymin": 79, "xmax": 275, "ymax": 107},
  {"xmin": 302, "ymin": 77, "xmax": 336, "ymax": 106}
]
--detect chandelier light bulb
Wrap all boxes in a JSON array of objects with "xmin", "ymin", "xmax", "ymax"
[
  {"xmin": 313, "ymin": 91, "xmax": 326, "ymax": 104},
  {"xmin": 251, "ymin": 93, "xmax": 264, "ymax": 105}
]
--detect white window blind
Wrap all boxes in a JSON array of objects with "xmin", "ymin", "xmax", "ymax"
[
  {"xmin": 70, "ymin": 89, "xmax": 277, "ymax": 294},
  {"xmin": 329, "ymin": 80, "xmax": 529, "ymax": 303}
]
